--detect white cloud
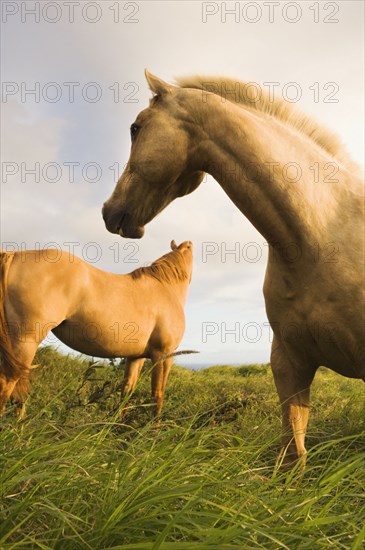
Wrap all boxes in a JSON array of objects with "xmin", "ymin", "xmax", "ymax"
[{"xmin": 1, "ymin": 1, "xmax": 363, "ymax": 365}]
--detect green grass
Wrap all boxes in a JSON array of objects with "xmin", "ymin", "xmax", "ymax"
[{"xmin": 0, "ymin": 346, "xmax": 364, "ymax": 549}]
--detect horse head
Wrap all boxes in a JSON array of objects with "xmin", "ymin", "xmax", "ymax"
[
  {"xmin": 102, "ymin": 71, "xmax": 205, "ymax": 238},
  {"xmin": 170, "ymin": 240, "xmax": 193, "ymax": 284}
]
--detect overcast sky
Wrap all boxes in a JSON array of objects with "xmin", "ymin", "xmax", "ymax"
[{"xmin": 1, "ymin": 1, "xmax": 364, "ymax": 366}]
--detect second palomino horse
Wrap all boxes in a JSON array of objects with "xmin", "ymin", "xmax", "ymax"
[{"xmin": 0, "ymin": 240, "xmax": 193, "ymax": 418}]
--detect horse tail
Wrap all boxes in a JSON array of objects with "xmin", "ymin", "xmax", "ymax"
[{"xmin": 0, "ymin": 252, "xmax": 30, "ymax": 399}]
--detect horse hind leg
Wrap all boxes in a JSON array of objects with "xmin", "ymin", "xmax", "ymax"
[
  {"xmin": 0, "ymin": 355, "xmax": 32, "ymax": 419},
  {"xmin": 0, "ymin": 377, "xmax": 18, "ymax": 416},
  {"xmin": 10, "ymin": 377, "xmax": 30, "ymax": 419},
  {"xmin": 6, "ymin": 343, "xmax": 39, "ymax": 419}
]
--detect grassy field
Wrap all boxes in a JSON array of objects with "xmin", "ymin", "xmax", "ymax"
[{"xmin": 0, "ymin": 346, "xmax": 364, "ymax": 549}]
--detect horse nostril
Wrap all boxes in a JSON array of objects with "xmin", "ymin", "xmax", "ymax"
[
  {"xmin": 102, "ymin": 203, "xmax": 108, "ymax": 222},
  {"xmin": 102, "ymin": 203, "xmax": 121, "ymax": 234}
]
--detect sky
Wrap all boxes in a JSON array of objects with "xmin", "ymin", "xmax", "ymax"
[{"xmin": 1, "ymin": 0, "xmax": 364, "ymax": 366}]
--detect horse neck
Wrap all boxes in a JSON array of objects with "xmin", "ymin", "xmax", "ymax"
[
  {"xmin": 191, "ymin": 94, "xmax": 343, "ymax": 248},
  {"xmin": 166, "ymin": 278, "xmax": 190, "ymax": 307},
  {"xmin": 153, "ymin": 253, "xmax": 192, "ymax": 306},
  {"xmin": 178, "ymin": 279, "xmax": 190, "ymax": 305}
]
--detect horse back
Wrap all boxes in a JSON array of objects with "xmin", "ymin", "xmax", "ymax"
[{"xmin": 5, "ymin": 250, "xmax": 92, "ymax": 321}]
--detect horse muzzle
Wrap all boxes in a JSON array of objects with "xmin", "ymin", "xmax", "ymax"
[{"xmin": 102, "ymin": 204, "xmax": 145, "ymax": 239}]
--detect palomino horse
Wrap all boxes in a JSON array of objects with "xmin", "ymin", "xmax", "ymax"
[
  {"xmin": 102, "ymin": 71, "xmax": 364, "ymax": 467},
  {"xmin": 0, "ymin": 240, "xmax": 193, "ymax": 418}
]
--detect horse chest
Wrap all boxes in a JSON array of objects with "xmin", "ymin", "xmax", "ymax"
[{"xmin": 265, "ymin": 273, "xmax": 363, "ymax": 375}]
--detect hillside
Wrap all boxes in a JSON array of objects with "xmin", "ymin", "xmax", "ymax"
[{"xmin": 0, "ymin": 346, "xmax": 364, "ymax": 549}]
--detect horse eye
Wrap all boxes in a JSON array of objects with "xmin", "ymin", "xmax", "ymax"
[{"xmin": 130, "ymin": 123, "xmax": 140, "ymax": 140}]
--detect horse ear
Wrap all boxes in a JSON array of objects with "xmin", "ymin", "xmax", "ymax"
[
  {"xmin": 145, "ymin": 69, "xmax": 172, "ymax": 96},
  {"xmin": 170, "ymin": 240, "xmax": 177, "ymax": 250}
]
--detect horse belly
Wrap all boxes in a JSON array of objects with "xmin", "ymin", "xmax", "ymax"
[{"xmin": 52, "ymin": 317, "xmax": 151, "ymax": 359}]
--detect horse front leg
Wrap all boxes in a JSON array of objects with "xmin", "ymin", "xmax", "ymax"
[
  {"xmin": 271, "ymin": 336, "xmax": 316, "ymax": 470},
  {"xmin": 120, "ymin": 358, "xmax": 145, "ymax": 418},
  {"xmin": 150, "ymin": 354, "xmax": 173, "ymax": 422}
]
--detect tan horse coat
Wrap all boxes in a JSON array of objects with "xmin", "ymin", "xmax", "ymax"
[
  {"xmin": 102, "ymin": 71, "xmax": 364, "ymax": 467},
  {"xmin": 0, "ymin": 240, "xmax": 193, "ymax": 417}
]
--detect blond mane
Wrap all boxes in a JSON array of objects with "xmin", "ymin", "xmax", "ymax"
[
  {"xmin": 176, "ymin": 76, "xmax": 356, "ymax": 168},
  {"xmin": 131, "ymin": 250, "xmax": 189, "ymax": 284}
]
